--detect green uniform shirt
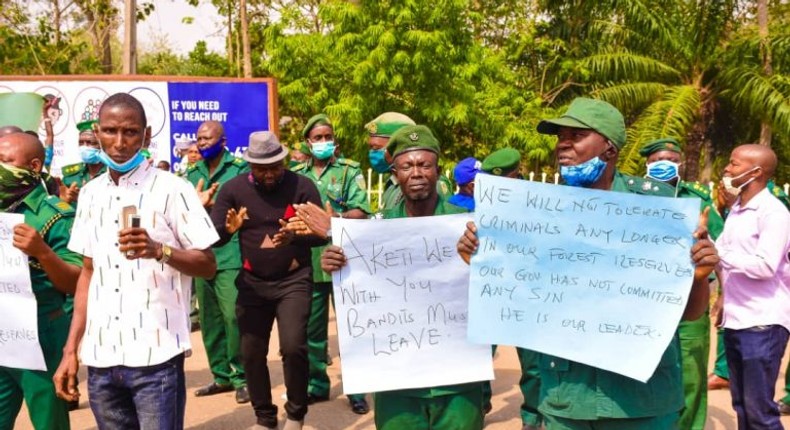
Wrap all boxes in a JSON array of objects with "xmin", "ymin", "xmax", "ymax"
[
  {"xmin": 14, "ymin": 184, "xmax": 82, "ymax": 317},
  {"xmin": 677, "ymin": 180, "xmax": 724, "ymax": 240},
  {"xmin": 293, "ymin": 158, "xmax": 371, "ymax": 282},
  {"xmin": 768, "ymin": 179, "xmax": 790, "ymax": 211},
  {"xmin": 538, "ymin": 171, "xmax": 684, "ymax": 420},
  {"xmin": 381, "ymin": 194, "xmax": 481, "ymax": 397},
  {"xmin": 186, "ymin": 150, "xmax": 249, "ymax": 270},
  {"xmin": 380, "ymin": 174, "xmax": 454, "ymax": 213},
  {"xmin": 60, "ymin": 162, "xmax": 106, "ymax": 188}
]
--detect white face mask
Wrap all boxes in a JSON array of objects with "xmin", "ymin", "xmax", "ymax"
[{"xmin": 722, "ymin": 167, "xmax": 760, "ymax": 197}]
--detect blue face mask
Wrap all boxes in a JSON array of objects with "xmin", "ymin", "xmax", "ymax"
[
  {"xmin": 368, "ymin": 149, "xmax": 391, "ymax": 173},
  {"xmin": 311, "ymin": 141, "xmax": 335, "ymax": 160},
  {"xmin": 198, "ymin": 142, "xmax": 224, "ymax": 160},
  {"xmin": 79, "ymin": 146, "xmax": 101, "ymax": 164},
  {"xmin": 646, "ymin": 160, "xmax": 679, "ymax": 182},
  {"xmin": 560, "ymin": 156, "xmax": 607, "ymax": 187},
  {"xmin": 98, "ymin": 149, "xmax": 145, "ymax": 173}
]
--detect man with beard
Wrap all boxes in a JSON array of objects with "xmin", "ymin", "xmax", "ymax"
[
  {"xmin": 212, "ymin": 131, "xmax": 325, "ymax": 430},
  {"xmin": 186, "ymin": 120, "xmax": 250, "ymax": 403}
]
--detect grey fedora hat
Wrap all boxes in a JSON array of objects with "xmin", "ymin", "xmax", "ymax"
[{"xmin": 243, "ymin": 131, "xmax": 289, "ymax": 164}]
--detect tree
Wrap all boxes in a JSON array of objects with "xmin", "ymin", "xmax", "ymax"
[{"xmin": 535, "ymin": 0, "xmax": 790, "ymax": 182}]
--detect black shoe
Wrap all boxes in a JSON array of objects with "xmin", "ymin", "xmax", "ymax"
[
  {"xmin": 778, "ymin": 400, "xmax": 790, "ymax": 416},
  {"xmin": 236, "ymin": 386, "xmax": 250, "ymax": 404},
  {"xmin": 350, "ymin": 398, "xmax": 370, "ymax": 415},
  {"xmin": 67, "ymin": 399, "xmax": 79, "ymax": 412},
  {"xmin": 194, "ymin": 382, "xmax": 234, "ymax": 397},
  {"xmin": 307, "ymin": 393, "xmax": 329, "ymax": 404},
  {"xmin": 482, "ymin": 402, "xmax": 492, "ymax": 415}
]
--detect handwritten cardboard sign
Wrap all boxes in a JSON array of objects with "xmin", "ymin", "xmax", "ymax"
[
  {"xmin": 468, "ymin": 175, "xmax": 700, "ymax": 382},
  {"xmin": 331, "ymin": 214, "xmax": 493, "ymax": 394},
  {"xmin": 0, "ymin": 213, "xmax": 47, "ymax": 371}
]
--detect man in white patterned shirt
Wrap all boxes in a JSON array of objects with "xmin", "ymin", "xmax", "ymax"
[{"xmin": 53, "ymin": 93, "xmax": 219, "ymax": 430}]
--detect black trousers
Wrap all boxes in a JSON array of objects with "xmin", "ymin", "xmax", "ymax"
[{"xmin": 236, "ymin": 271, "xmax": 312, "ymax": 428}]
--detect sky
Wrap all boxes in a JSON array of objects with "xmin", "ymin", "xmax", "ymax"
[{"xmin": 135, "ymin": 0, "xmax": 227, "ymax": 55}]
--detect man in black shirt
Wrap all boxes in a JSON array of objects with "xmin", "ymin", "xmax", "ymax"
[{"xmin": 211, "ymin": 131, "xmax": 326, "ymax": 430}]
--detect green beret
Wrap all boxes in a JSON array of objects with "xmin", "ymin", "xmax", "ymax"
[
  {"xmin": 77, "ymin": 119, "xmax": 97, "ymax": 134},
  {"xmin": 386, "ymin": 125, "xmax": 440, "ymax": 159},
  {"xmin": 482, "ymin": 147, "xmax": 521, "ymax": 176},
  {"xmin": 638, "ymin": 137, "xmax": 684, "ymax": 157},
  {"xmin": 302, "ymin": 113, "xmax": 332, "ymax": 139},
  {"xmin": 365, "ymin": 112, "xmax": 416, "ymax": 137},
  {"xmin": 536, "ymin": 98, "xmax": 626, "ymax": 149}
]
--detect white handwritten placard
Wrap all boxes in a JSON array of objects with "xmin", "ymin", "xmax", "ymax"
[
  {"xmin": 0, "ymin": 213, "xmax": 46, "ymax": 371},
  {"xmin": 468, "ymin": 175, "xmax": 700, "ymax": 382},
  {"xmin": 331, "ymin": 214, "xmax": 493, "ymax": 394}
]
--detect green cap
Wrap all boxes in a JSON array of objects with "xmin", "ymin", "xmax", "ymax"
[
  {"xmin": 365, "ymin": 112, "xmax": 416, "ymax": 137},
  {"xmin": 537, "ymin": 97, "xmax": 626, "ymax": 149},
  {"xmin": 482, "ymin": 147, "xmax": 521, "ymax": 176},
  {"xmin": 302, "ymin": 113, "xmax": 332, "ymax": 139},
  {"xmin": 638, "ymin": 137, "xmax": 684, "ymax": 157},
  {"xmin": 77, "ymin": 119, "xmax": 97, "ymax": 134},
  {"xmin": 386, "ymin": 125, "xmax": 440, "ymax": 159}
]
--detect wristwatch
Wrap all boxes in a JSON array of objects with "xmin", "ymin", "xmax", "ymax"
[{"xmin": 157, "ymin": 243, "xmax": 173, "ymax": 264}]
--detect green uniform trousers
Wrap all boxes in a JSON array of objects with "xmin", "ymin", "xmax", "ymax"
[
  {"xmin": 780, "ymin": 354, "xmax": 790, "ymax": 405},
  {"xmin": 0, "ymin": 312, "xmax": 70, "ymax": 430},
  {"xmin": 482, "ymin": 346, "xmax": 542, "ymax": 426},
  {"xmin": 678, "ymin": 314, "xmax": 709, "ymax": 430},
  {"xmin": 373, "ymin": 388, "xmax": 484, "ymax": 430},
  {"xmin": 306, "ymin": 282, "xmax": 364, "ymax": 402},
  {"xmin": 196, "ymin": 268, "xmax": 245, "ymax": 388},
  {"xmin": 713, "ymin": 328, "xmax": 729, "ymax": 379},
  {"xmin": 544, "ymin": 411, "xmax": 678, "ymax": 430}
]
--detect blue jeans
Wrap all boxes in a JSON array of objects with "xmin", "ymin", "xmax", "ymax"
[
  {"xmin": 88, "ymin": 354, "xmax": 185, "ymax": 430},
  {"xmin": 724, "ymin": 325, "xmax": 789, "ymax": 430}
]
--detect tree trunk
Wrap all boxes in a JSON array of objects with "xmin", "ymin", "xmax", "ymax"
[
  {"xmin": 226, "ymin": 0, "xmax": 234, "ymax": 76},
  {"xmin": 758, "ymin": 0, "xmax": 772, "ymax": 146},
  {"xmin": 52, "ymin": 0, "xmax": 61, "ymax": 45},
  {"xmin": 685, "ymin": 96, "xmax": 715, "ymax": 182},
  {"xmin": 240, "ymin": 0, "xmax": 252, "ymax": 78}
]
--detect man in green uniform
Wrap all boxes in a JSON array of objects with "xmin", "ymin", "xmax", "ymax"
[
  {"xmin": 458, "ymin": 98, "xmax": 719, "ymax": 429},
  {"xmin": 321, "ymin": 124, "xmax": 485, "ymax": 430},
  {"xmin": 639, "ymin": 137, "xmax": 725, "ymax": 430},
  {"xmin": 59, "ymin": 120, "xmax": 106, "ymax": 205},
  {"xmin": 186, "ymin": 120, "xmax": 249, "ymax": 403},
  {"xmin": 0, "ymin": 132, "xmax": 82, "ymax": 430},
  {"xmin": 365, "ymin": 112, "xmax": 454, "ymax": 212},
  {"xmin": 292, "ymin": 114, "xmax": 372, "ymax": 414},
  {"xmin": 478, "ymin": 147, "xmax": 543, "ymax": 430}
]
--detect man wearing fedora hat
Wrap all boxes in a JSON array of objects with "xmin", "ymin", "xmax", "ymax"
[{"xmin": 210, "ymin": 131, "xmax": 327, "ymax": 430}]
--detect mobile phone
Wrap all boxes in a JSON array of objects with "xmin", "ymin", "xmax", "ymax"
[{"xmin": 130, "ymin": 214, "xmax": 141, "ymax": 228}]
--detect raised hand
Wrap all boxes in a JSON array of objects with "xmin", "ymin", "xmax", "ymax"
[
  {"xmin": 195, "ymin": 178, "xmax": 220, "ymax": 208},
  {"xmin": 225, "ymin": 207, "xmax": 249, "ymax": 234}
]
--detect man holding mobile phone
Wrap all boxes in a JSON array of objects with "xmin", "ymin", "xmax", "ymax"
[{"xmin": 53, "ymin": 93, "xmax": 219, "ymax": 429}]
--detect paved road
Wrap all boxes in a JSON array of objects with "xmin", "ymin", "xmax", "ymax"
[{"xmin": 15, "ymin": 318, "xmax": 790, "ymax": 429}]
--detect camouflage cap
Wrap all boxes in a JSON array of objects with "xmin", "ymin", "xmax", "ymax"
[
  {"xmin": 365, "ymin": 112, "xmax": 416, "ymax": 137},
  {"xmin": 301, "ymin": 113, "xmax": 332, "ymax": 139},
  {"xmin": 481, "ymin": 147, "xmax": 521, "ymax": 176},
  {"xmin": 638, "ymin": 137, "xmax": 684, "ymax": 157},
  {"xmin": 386, "ymin": 125, "xmax": 440, "ymax": 159},
  {"xmin": 537, "ymin": 98, "xmax": 626, "ymax": 149}
]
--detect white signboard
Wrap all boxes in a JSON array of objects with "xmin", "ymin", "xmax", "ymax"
[
  {"xmin": 0, "ymin": 213, "xmax": 47, "ymax": 371},
  {"xmin": 331, "ymin": 214, "xmax": 493, "ymax": 394}
]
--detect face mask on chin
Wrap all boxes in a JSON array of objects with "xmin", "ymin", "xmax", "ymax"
[
  {"xmin": 722, "ymin": 167, "xmax": 760, "ymax": 197},
  {"xmin": 98, "ymin": 149, "xmax": 145, "ymax": 173},
  {"xmin": 198, "ymin": 142, "xmax": 224, "ymax": 160}
]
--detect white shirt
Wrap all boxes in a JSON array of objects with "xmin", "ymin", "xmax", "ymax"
[
  {"xmin": 716, "ymin": 188, "xmax": 790, "ymax": 331},
  {"xmin": 68, "ymin": 162, "xmax": 219, "ymax": 367}
]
